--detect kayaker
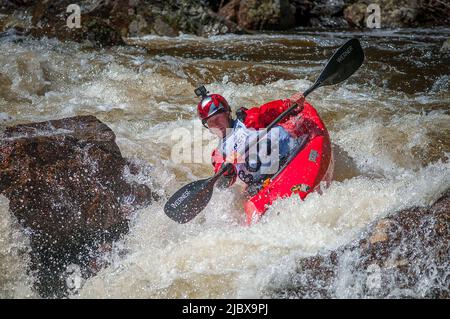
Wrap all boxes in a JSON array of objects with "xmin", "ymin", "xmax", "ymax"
[{"xmin": 196, "ymin": 85, "xmax": 308, "ymax": 192}]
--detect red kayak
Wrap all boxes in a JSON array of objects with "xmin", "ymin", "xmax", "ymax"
[{"xmin": 243, "ymin": 101, "xmax": 334, "ymax": 225}]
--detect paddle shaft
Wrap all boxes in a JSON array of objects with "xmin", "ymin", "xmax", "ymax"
[{"xmin": 266, "ymin": 81, "xmax": 320, "ymax": 131}]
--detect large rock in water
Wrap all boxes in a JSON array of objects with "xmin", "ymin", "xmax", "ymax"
[
  {"xmin": 0, "ymin": 115, "xmax": 158, "ymax": 297},
  {"xmin": 2, "ymin": 0, "xmax": 449, "ymax": 37},
  {"xmin": 219, "ymin": 0, "xmax": 296, "ymax": 30},
  {"xmin": 344, "ymin": 0, "xmax": 419, "ymax": 28},
  {"xmin": 343, "ymin": 0, "xmax": 450, "ymax": 28},
  {"xmin": 1, "ymin": 0, "xmax": 243, "ymax": 46},
  {"xmin": 269, "ymin": 190, "xmax": 449, "ymax": 298},
  {"xmin": 308, "ymin": 0, "xmax": 348, "ymax": 28}
]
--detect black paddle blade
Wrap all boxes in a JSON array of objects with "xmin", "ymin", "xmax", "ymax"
[
  {"xmin": 164, "ymin": 178, "xmax": 215, "ymax": 223},
  {"xmin": 316, "ymin": 38, "xmax": 364, "ymax": 88}
]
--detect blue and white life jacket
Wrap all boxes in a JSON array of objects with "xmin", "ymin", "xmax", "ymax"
[{"xmin": 218, "ymin": 119, "xmax": 301, "ymax": 184}]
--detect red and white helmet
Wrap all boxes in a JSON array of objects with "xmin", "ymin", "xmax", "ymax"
[{"xmin": 197, "ymin": 94, "xmax": 231, "ymax": 124}]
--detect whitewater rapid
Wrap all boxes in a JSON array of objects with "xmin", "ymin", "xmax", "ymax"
[{"xmin": 0, "ymin": 29, "xmax": 449, "ymax": 298}]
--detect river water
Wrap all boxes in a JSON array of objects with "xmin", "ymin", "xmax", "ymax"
[{"xmin": 0, "ymin": 28, "xmax": 449, "ymax": 298}]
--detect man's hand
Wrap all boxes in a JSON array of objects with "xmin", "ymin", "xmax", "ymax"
[
  {"xmin": 217, "ymin": 162, "xmax": 237, "ymax": 189},
  {"xmin": 289, "ymin": 92, "xmax": 305, "ymax": 112}
]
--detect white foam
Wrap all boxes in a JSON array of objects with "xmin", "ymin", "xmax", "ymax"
[
  {"xmin": 77, "ymin": 159, "xmax": 449, "ymax": 298},
  {"xmin": 1, "ymin": 30, "xmax": 448, "ymax": 298},
  {"xmin": 0, "ymin": 196, "xmax": 35, "ymax": 298}
]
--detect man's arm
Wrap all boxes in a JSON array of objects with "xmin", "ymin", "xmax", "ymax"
[
  {"xmin": 212, "ymin": 149, "xmax": 237, "ymax": 189},
  {"xmin": 242, "ymin": 93, "xmax": 305, "ymax": 128}
]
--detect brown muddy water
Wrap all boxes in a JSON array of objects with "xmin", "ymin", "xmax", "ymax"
[{"xmin": 0, "ymin": 28, "xmax": 449, "ymax": 298}]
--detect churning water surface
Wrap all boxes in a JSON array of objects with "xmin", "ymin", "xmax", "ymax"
[{"xmin": 0, "ymin": 28, "xmax": 449, "ymax": 298}]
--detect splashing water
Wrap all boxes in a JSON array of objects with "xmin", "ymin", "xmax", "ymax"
[{"xmin": 0, "ymin": 28, "xmax": 449, "ymax": 298}]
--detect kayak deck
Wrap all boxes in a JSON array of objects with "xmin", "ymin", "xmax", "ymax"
[{"xmin": 243, "ymin": 102, "xmax": 334, "ymax": 225}]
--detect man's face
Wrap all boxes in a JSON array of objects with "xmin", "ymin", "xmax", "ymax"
[{"xmin": 206, "ymin": 111, "xmax": 231, "ymax": 138}]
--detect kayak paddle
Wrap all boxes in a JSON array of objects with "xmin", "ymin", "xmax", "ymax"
[{"xmin": 164, "ymin": 38, "xmax": 364, "ymax": 223}]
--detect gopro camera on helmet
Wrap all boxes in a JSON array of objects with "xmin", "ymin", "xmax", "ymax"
[{"xmin": 194, "ymin": 85, "xmax": 209, "ymax": 98}]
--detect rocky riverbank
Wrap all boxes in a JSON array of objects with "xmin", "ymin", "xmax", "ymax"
[
  {"xmin": 1, "ymin": 1, "xmax": 449, "ymax": 46},
  {"xmin": 269, "ymin": 189, "xmax": 450, "ymax": 298},
  {"xmin": 0, "ymin": 115, "xmax": 158, "ymax": 297}
]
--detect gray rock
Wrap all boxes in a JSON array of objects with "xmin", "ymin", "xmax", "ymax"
[
  {"xmin": 0, "ymin": 115, "xmax": 158, "ymax": 297},
  {"xmin": 219, "ymin": 0, "xmax": 296, "ymax": 31},
  {"xmin": 310, "ymin": 0, "xmax": 346, "ymax": 16},
  {"xmin": 268, "ymin": 190, "xmax": 450, "ymax": 298}
]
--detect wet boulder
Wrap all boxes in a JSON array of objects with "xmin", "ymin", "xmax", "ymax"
[
  {"xmin": 2, "ymin": 0, "xmax": 242, "ymax": 46},
  {"xmin": 344, "ymin": 0, "xmax": 419, "ymax": 28},
  {"xmin": 269, "ymin": 190, "xmax": 449, "ymax": 298},
  {"xmin": 308, "ymin": 0, "xmax": 348, "ymax": 28},
  {"xmin": 342, "ymin": 2, "xmax": 367, "ymax": 28},
  {"xmin": 344, "ymin": 0, "xmax": 421, "ymax": 28},
  {"xmin": 343, "ymin": 0, "xmax": 450, "ymax": 28},
  {"xmin": 148, "ymin": 0, "xmax": 243, "ymax": 37},
  {"xmin": 218, "ymin": 0, "xmax": 296, "ymax": 30},
  {"xmin": 0, "ymin": 115, "xmax": 158, "ymax": 297},
  {"xmin": 29, "ymin": 0, "xmax": 128, "ymax": 46}
]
